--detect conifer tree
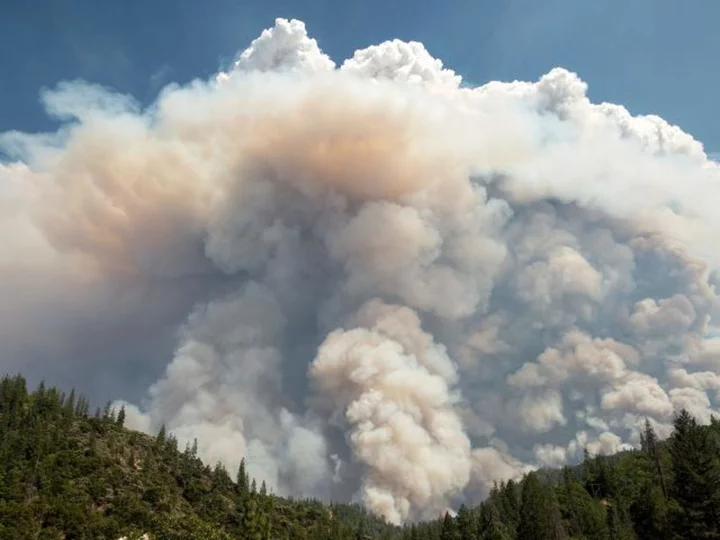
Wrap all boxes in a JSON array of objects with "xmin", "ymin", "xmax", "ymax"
[
  {"xmin": 456, "ymin": 504, "xmax": 477, "ymax": 540},
  {"xmin": 631, "ymin": 480, "xmax": 668, "ymax": 540},
  {"xmin": 517, "ymin": 472, "xmax": 567, "ymax": 540},
  {"xmin": 241, "ymin": 495, "xmax": 263, "ymax": 540},
  {"xmin": 116, "ymin": 405, "xmax": 126, "ymax": 427},
  {"xmin": 642, "ymin": 418, "xmax": 668, "ymax": 499},
  {"xmin": 156, "ymin": 424, "xmax": 167, "ymax": 446},
  {"xmin": 237, "ymin": 458, "xmax": 250, "ymax": 499},
  {"xmin": 64, "ymin": 389, "xmax": 76, "ymax": 416},
  {"xmin": 483, "ymin": 522, "xmax": 511, "ymax": 540},
  {"xmin": 440, "ymin": 511, "xmax": 458, "ymax": 540},
  {"xmin": 498, "ymin": 479, "xmax": 520, "ymax": 533},
  {"xmin": 669, "ymin": 409, "xmax": 720, "ymax": 539},
  {"xmin": 478, "ymin": 498, "xmax": 505, "ymax": 537}
]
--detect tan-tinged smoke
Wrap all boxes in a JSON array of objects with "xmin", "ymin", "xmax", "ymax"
[{"xmin": 241, "ymin": 87, "xmax": 459, "ymax": 203}]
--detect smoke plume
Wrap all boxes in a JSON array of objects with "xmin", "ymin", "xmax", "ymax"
[{"xmin": 2, "ymin": 17, "xmax": 720, "ymax": 524}]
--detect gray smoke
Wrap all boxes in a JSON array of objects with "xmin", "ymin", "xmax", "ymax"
[{"xmin": 2, "ymin": 17, "xmax": 720, "ymax": 524}]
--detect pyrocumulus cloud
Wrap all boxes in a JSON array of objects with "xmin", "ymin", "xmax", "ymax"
[{"xmin": 2, "ymin": 17, "xmax": 720, "ymax": 524}]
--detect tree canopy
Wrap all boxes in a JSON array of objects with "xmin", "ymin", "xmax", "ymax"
[{"xmin": 2, "ymin": 373, "xmax": 720, "ymax": 539}]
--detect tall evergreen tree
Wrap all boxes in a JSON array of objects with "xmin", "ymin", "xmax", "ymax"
[
  {"xmin": 116, "ymin": 405, "xmax": 126, "ymax": 427},
  {"xmin": 63, "ymin": 389, "xmax": 76, "ymax": 416},
  {"xmin": 669, "ymin": 409, "xmax": 720, "ymax": 539},
  {"xmin": 497, "ymin": 479, "xmax": 520, "ymax": 534},
  {"xmin": 156, "ymin": 424, "xmax": 167, "ymax": 446},
  {"xmin": 236, "ymin": 458, "xmax": 250, "ymax": 499},
  {"xmin": 517, "ymin": 472, "xmax": 567, "ymax": 540},
  {"xmin": 631, "ymin": 481, "xmax": 668, "ymax": 540},
  {"xmin": 456, "ymin": 504, "xmax": 477, "ymax": 540},
  {"xmin": 440, "ymin": 511, "xmax": 458, "ymax": 540},
  {"xmin": 642, "ymin": 418, "xmax": 668, "ymax": 499}
]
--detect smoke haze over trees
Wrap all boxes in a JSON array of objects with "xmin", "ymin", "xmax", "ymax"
[
  {"xmin": 2, "ymin": 18, "xmax": 720, "ymax": 524},
  {"xmin": 3, "ymin": 374, "xmax": 720, "ymax": 538}
]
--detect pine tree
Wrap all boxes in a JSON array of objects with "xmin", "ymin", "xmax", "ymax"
[
  {"xmin": 102, "ymin": 400, "xmax": 115, "ymax": 422},
  {"xmin": 156, "ymin": 424, "xmax": 167, "ymax": 446},
  {"xmin": 631, "ymin": 480, "xmax": 668, "ymax": 540},
  {"xmin": 478, "ymin": 499, "xmax": 503, "ymax": 533},
  {"xmin": 498, "ymin": 479, "xmax": 520, "ymax": 533},
  {"xmin": 642, "ymin": 418, "xmax": 668, "ymax": 499},
  {"xmin": 630, "ymin": 419, "xmax": 670, "ymax": 539},
  {"xmin": 116, "ymin": 405, "xmax": 126, "ymax": 427},
  {"xmin": 64, "ymin": 389, "xmax": 76, "ymax": 416},
  {"xmin": 558, "ymin": 464, "xmax": 607, "ymax": 540},
  {"xmin": 237, "ymin": 458, "xmax": 250, "ymax": 499},
  {"xmin": 75, "ymin": 395, "xmax": 89, "ymax": 417},
  {"xmin": 166, "ymin": 433, "xmax": 178, "ymax": 454},
  {"xmin": 456, "ymin": 504, "xmax": 478, "ymax": 540},
  {"xmin": 669, "ymin": 409, "xmax": 720, "ymax": 539},
  {"xmin": 560, "ymin": 467, "xmax": 582, "ymax": 537},
  {"xmin": 102, "ymin": 400, "xmax": 110, "ymax": 419},
  {"xmin": 517, "ymin": 472, "xmax": 567, "ymax": 540},
  {"xmin": 440, "ymin": 511, "xmax": 458, "ymax": 540}
]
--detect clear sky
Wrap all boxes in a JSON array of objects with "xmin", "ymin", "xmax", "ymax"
[{"xmin": 2, "ymin": 0, "xmax": 719, "ymax": 151}]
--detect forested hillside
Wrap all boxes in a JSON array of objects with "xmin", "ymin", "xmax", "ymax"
[{"xmin": 2, "ymin": 373, "xmax": 720, "ymax": 539}]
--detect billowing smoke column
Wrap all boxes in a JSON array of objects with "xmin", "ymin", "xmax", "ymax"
[{"xmin": 2, "ymin": 17, "xmax": 720, "ymax": 524}]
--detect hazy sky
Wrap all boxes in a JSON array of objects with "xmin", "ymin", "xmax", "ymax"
[{"xmin": 1, "ymin": 0, "xmax": 719, "ymax": 151}]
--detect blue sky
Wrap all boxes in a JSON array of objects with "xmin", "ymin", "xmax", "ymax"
[{"xmin": 2, "ymin": 0, "xmax": 719, "ymax": 151}]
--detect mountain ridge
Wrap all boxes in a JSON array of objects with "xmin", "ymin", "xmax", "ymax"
[{"xmin": 2, "ymin": 373, "xmax": 719, "ymax": 539}]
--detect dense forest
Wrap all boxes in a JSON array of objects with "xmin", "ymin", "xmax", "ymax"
[{"xmin": 1, "ymin": 374, "xmax": 720, "ymax": 539}]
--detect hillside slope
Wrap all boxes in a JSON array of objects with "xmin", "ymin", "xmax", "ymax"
[
  {"xmin": 0, "ymin": 375, "xmax": 398, "ymax": 539},
  {"xmin": 2, "ymin": 374, "xmax": 720, "ymax": 539}
]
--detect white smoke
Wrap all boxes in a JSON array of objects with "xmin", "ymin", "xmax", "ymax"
[
  {"xmin": 2, "ymin": 17, "xmax": 720, "ymax": 524},
  {"xmin": 310, "ymin": 300, "xmax": 471, "ymax": 523}
]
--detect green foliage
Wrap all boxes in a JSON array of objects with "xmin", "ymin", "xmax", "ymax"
[
  {"xmin": 668, "ymin": 409, "xmax": 720, "ymax": 539},
  {"xmin": 440, "ymin": 512, "xmax": 457, "ymax": 540},
  {"xmin": 456, "ymin": 504, "xmax": 478, "ymax": 540},
  {"xmin": 0, "ymin": 374, "xmax": 398, "ymax": 540},
  {"xmin": 516, "ymin": 472, "xmax": 566, "ymax": 540},
  {"xmin": 115, "ymin": 405, "xmax": 126, "ymax": 428},
  {"xmin": 4, "ymin": 374, "xmax": 720, "ymax": 540}
]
